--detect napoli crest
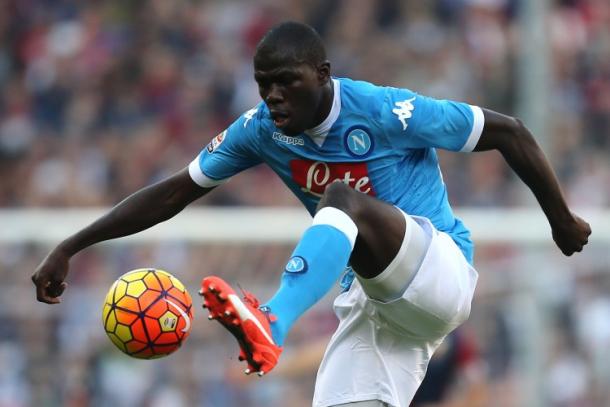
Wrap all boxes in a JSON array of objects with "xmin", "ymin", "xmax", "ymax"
[
  {"xmin": 344, "ymin": 126, "xmax": 373, "ymax": 157},
  {"xmin": 285, "ymin": 256, "xmax": 307, "ymax": 274}
]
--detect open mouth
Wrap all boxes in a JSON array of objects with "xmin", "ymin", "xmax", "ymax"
[{"xmin": 270, "ymin": 111, "xmax": 290, "ymax": 128}]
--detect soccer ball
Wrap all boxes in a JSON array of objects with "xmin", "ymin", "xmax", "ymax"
[{"xmin": 102, "ymin": 268, "xmax": 193, "ymax": 359}]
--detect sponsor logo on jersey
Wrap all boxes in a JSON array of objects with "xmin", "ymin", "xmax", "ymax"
[
  {"xmin": 344, "ymin": 127, "xmax": 373, "ymax": 157},
  {"xmin": 272, "ymin": 132, "xmax": 305, "ymax": 146},
  {"xmin": 207, "ymin": 130, "xmax": 226, "ymax": 153},
  {"xmin": 285, "ymin": 256, "xmax": 307, "ymax": 273},
  {"xmin": 290, "ymin": 160, "xmax": 376, "ymax": 198},
  {"xmin": 392, "ymin": 97, "xmax": 416, "ymax": 130}
]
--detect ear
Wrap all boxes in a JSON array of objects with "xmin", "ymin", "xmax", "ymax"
[{"xmin": 317, "ymin": 61, "xmax": 331, "ymax": 85}]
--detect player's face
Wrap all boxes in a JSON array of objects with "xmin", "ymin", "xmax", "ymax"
[{"xmin": 254, "ymin": 59, "xmax": 329, "ymax": 135}]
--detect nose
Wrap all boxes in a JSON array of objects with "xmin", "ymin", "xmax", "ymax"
[{"xmin": 265, "ymin": 83, "xmax": 284, "ymax": 104}]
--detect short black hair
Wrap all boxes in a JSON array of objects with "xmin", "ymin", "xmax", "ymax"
[{"xmin": 254, "ymin": 21, "xmax": 326, "ymax": 67}]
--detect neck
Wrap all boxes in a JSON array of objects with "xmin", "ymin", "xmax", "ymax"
[{"xmin": 311, "ymin": 80, "xmax": 334, "ymax": 128}]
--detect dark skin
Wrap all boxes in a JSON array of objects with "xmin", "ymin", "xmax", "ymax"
[
  {"xmin": 253, "ymin": 56, "xmax": 333, "ymax": 135},
  {"xmin": 32, "ymin": 55, "xmax": 591, "ymax": 303}
]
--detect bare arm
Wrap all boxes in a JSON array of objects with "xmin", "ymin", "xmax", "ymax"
[
  {"xmin": 474, "ymin": 108, "xmax": 591, "ymax": 255},
  {"xmin": 32, "ymin": 167, "xmax": 213, "ymax": 304}
]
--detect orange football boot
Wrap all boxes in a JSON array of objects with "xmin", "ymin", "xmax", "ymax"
[{"xmin": 199, "ymin": 276, "xmax": 283, "ymax": 376}]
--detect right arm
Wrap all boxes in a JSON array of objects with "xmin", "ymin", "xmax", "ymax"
[
  {"xmin": 34, "ymin": 103, "xmax": 264, "ymax": 304},
  {"xmin": 32, "ymin": 168, "xmax": 212, "ymax": 304}
]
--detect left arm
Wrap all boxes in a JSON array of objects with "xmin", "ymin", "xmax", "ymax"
[{"xmin": 473, "ymin": 108, "xmax": 591, "ymax": 255}]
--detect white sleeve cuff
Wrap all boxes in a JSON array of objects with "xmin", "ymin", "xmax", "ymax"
[
  {"xmin": 188, "ymin": 156, "xmax": 228, "ymax": 188},
  {"xmin": 460, "ymin": 105, "xmax": 485, "ymax": 152}
]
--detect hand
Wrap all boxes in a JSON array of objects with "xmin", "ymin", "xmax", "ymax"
[
  {"xmin": 552, "ymin": 213, "xmax": 591, "ymax": 256},
  {"xmin": 31, "ymin": 248, "xmax": 70, "ymax": 304}
]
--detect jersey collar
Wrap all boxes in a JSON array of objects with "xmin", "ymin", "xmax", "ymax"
[{"xmin": 305, "ymin": 78, "xmax": 341, "ymax": 147}]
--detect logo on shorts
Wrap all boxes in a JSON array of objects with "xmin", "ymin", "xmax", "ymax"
[
  {"xmin": 344, "ymin": 127, "xmax": 373, "ymax": 157},
  {"xmin": 207, "ymin": 130, "xmax": 226, "ymax": 153},
  {"xmin": 285, "ymin": 256, "xmax": 307, "ymax": 273}
]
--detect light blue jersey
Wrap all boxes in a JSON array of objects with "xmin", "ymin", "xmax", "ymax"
[{"xmin": 189, "ymin": 78, "xmax": 484, "ymax": 264}]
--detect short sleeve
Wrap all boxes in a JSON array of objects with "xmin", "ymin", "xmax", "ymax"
[
  {"xmin": 188, "ymin": 106, "xmax": 263, "ymax": 188},
  {"xmin": 382, "ymin": 87, "xmax": 484, "ymax": 152}
]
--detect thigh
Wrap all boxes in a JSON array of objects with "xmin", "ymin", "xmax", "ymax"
[
  {"xmin": 318, "ymin": 182, "xmax": 406, "ymax": 278},
  {"xmin": 369, "ymin": 219, "xmax": 479, "ymax": 338},
  {"xmin": 314, "ymin": 217, "xmax": 478, "ymax": 407},
  {"xmin": 350, "ymin": 195, "xmax": 406, "ymax": 279}
]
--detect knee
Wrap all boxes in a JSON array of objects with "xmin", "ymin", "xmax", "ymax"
[{"xmin": 317, "ymin": 182, "xmax": 360, "ymax": 216}]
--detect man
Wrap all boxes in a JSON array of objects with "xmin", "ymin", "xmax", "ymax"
[{"xmin": 33, "ymin": 22, "xmax": 590, "ymax": 407}]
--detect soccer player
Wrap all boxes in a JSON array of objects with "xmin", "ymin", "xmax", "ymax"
[{"xmin": 32, "ymin": 22, "xmax": 591, "ymax": 407}]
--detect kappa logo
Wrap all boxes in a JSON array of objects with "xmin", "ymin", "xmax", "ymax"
[
  {"xmin": 392, "ymin": 97, "xmax": 416, "ymax": 131},
  {"xmin": 290, "ymin": 160, "xmax": 376, "ymax": 198},
  {"xmin": 285, "ymin": 256, "xmax": 307, "ymax": 273},
  {"xmin": 273, "ymin": 132, "xmax": 305, "ymax": 146},
  {"xmin": 344, "ymin": 127, "xmax": 373, "ymax": 157},
  {"xmin": 243, "ymin": 107, "xmax": 258, "ymax": 127},
  {"xmin": 207, "ymin": 130, "xmax": 226, "ymax": 153}
]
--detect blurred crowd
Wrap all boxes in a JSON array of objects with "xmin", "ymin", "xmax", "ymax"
[
  {"xmin": 1, "ymin": 0, "xmax": 609, "ymax": 208},
  {"xmin": 1, "ymin": 0, "xmax": 609, "ymax": 406}
]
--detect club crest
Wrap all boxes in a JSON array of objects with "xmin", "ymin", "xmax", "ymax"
[
  {"xmin": 285, "ymin": 256, "xmax": 308, "ymax": 274},
  {"xmin": 344, "ymin": 127, "xmax": 373, "ymax": 157}
]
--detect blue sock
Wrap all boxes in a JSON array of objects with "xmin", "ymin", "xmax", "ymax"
[{"xmin": 263, "ymin": 207, "xmax": 358, "ymax": 346}]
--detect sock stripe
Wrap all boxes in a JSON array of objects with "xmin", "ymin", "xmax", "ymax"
[{"xmin": 312, "ymin": 207, "xmax": 358, "ymax": 249}]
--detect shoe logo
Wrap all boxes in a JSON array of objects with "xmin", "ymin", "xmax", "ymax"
[
  {"xmin": 164, "ymin": 298, "xmax": 191, "ymax": 333},
  {"xmin": 285, "ymin": 256, "xmax": 307, "ymax": 274},
  {"xmin": 272, "ymin": 132, "xmax": 305, "ymax": 146},
  {"xmin": 228, "ymin": 294, "xmax": 276, "ymax": 345},
  {"xmin": 344, "ymin": 127, "xmax": 373, "ymax": 157},
  {"xmin": 392, "ymin": 97, "xmax": 416, "ymax": 130}
]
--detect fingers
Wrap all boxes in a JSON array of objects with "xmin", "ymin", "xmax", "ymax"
[
  {"xmin": 47, "ymin": 281, "xmax": 67, "ymax": 299},
  {"xmin": 581, "ymin": 219, "xmax": 591, "ymax": 236},
  {"xmin": 32, "ymin": 275, "xmax": 65, "ymax": 304},
  {"xmin": 563, "ymin": 243, "xmax": 585, "ymax": 256},
  {"xmin": 558, "ymin": 239, "xmax": 585, "ymax": 256},
  {"xmin": 36, "ymin": 283, "xmax": 62, "ymax": 304}
]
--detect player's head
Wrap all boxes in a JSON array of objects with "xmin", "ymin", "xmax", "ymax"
[{"xmin": 254, "ymin": 22, "xmax": 331, "ymax": 135}]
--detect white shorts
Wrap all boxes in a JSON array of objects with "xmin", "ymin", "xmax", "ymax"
[{"xmin": 312, "ymin": 216, "xmax": 478, "ymax": 407}]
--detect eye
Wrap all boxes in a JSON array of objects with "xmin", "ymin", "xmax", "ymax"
[{"xmin": 278, "ymin": 75, "xmax": 299, "ymax": 86}]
